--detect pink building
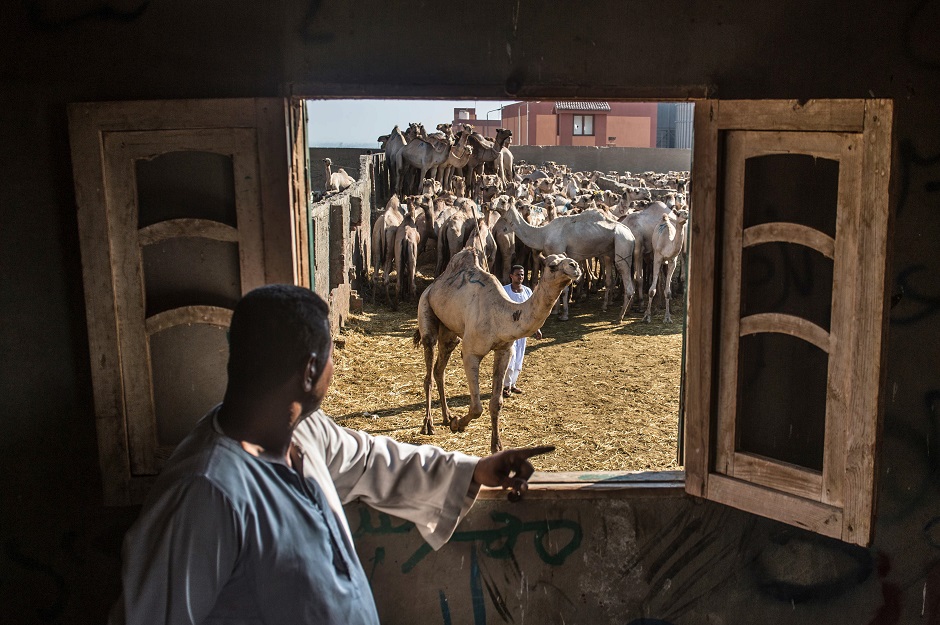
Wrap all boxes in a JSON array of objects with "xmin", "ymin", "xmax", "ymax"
[{"xmin": 500, "ymin": 101, "xmax": 659, "ymax": 147}]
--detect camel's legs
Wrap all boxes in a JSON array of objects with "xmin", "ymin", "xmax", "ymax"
[
  {"xmin": 643, "ymin": 253, "xmax": 665, "ymax": 323},
  {"xmin": 600, "ymin": 257, "xmax": 613, "ymax": 312},
  {"xmin": 558, "ymin": 285, "xmax": 571, "ymax": 321},
  {"xmin": 382, "ymin": 237, "xmax": 396, "ymax": 306},
  {"xmin": 390, "ymin": 254, "xmax": 400, "ymax": 310},
  {"xmin": 488, "ymin": 347, "xmax": 512, "ymax": 453},
  {"xmin": 615, "ymin": 250, "xmax": 636, "ymax": 323},
  {"xmin": 662, "ymin": 258, "xmax": 680, "ymax": 323},
  {"xmin": 420, "ymin": 336, "xmax": 437, "ymax": 436},
  {"xmin": 452, "ymin": 351, "xmax": 484, "ymax": 433},
  {"xmin": 633, "ymin": 244, "xmax": 646, "ymax": 313},
  {"xmin": 435, "ymin": 330, "xmax": 460, "ymax": 427}
]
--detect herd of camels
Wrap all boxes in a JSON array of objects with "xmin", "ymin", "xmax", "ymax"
[{"xmin": 327, "ymin": 121, "xmax": 690, "ymax": 452}]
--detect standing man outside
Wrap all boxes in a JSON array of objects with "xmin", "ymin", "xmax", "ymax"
[
  {"xmin": 502, "ymin": 264, "xmax": 543, "ymax": 398},
  {"xmin": 110, "ymin": 284, "xmax": 552, "ymax": 625}
]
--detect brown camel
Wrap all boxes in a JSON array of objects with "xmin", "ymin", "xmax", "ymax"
[
  {"xmin": 413, "ymin": 248, "xmax": 582, "ymax": 453},
  {"xmin": 400, "ymin": 123, "xmax": 450, "ymax": 195},
  {"xmin": 370, "ymin": 194, "xmax": 404, "ymax": 303},
  {"xmin": 392, "ymin": 210, "xmax": 420, "ymax": 306},
  {"xmin": 464, "ymin": 128, "xmax": 513, "ymax": 191}
]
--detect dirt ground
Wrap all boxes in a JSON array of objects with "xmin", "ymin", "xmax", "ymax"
[{"xmin": 322, "ymin": 252, "xmax": 686, "ymax": 473}]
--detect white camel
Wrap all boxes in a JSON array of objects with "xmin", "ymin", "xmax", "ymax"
[
  {"xmin": 494, "ymin": 200, "xmax": 636, "ymax": 322},
  {"xmin": 323, "ymin": 158, "xmax": 354, "ymax": 194},
  {"xmin": 643, "ymin": 209, "xmax": 689, "ymax": 323},
  {"xmin": 414, "ymin": 248, "xmax": 582, "ymax": 452},
  {"xmin": 619, "ymin": 201, "xmax": 674, "ymax": 313}
]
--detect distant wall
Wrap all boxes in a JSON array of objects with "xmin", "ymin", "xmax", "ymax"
[
  {"xmin": 513, "ymin": 145, "xmax": 691, "ymax": 174},
  {"xmin": 311, "ymin": 146, "xmax": 691, "ymax": 199}
]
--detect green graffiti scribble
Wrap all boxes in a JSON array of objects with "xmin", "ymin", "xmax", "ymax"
[
  {"xmin": 367, "ymin": 547, "xmax": 385, "ymax": 583},
  {"xmin": 353, "ymin": 509, "xmax": 582, "ymax": 573},
  {"xmin": 444, "ymin": 268, "xmax": 486, "ymax": 290}
]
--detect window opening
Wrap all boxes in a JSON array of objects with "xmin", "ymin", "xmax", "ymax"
[{"xmin": 305, "ymin": 98, "xmax": 691, "ymax": 474}]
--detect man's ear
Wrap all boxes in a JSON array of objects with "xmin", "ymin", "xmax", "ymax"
[{"xmin": 303, "ymin": 353, "xmax": 318, "ymax": 392}]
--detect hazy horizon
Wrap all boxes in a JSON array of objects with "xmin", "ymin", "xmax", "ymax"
[{"xmin": 306, "ymin": 99, "xmax": 513, "ymax": 148}]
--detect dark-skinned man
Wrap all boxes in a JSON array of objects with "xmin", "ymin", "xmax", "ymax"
[{"xmin": 110, "ymin": 284, "xmax": 552, "ymax": 625}]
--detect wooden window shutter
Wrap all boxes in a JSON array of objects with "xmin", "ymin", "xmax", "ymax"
[
  {"xmin": 684, "ymin": 99, "xmax": 895, "ymax": 546},
  {"xmin": 68, "ymin": 99, "xmax": 298, "ymax": 505}
]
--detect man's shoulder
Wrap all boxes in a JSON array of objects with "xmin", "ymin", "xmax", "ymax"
[{"xmin": 147, "ymin": 416, "xmax": 257, "ymax": 506}]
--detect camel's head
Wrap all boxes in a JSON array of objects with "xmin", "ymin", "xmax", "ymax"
[
  {"xmin": 420, "ymin": 178, "xmax": 436, "ymax": 195},
  {"xmin": 672, "ymin": 209, "xmax": 690, "ymax": 225},
  {"xmin": 404, "ymin": 123, "xmax": 421, "ymax": 140},
  {"xmin": 542, "ymin": 254, "xmax": 582, "ymax": 285},
  {"xmin": 490, "ymin": 195, "xmax": 514, "ymax": 215},
  {"xmin": 323, "ymin": 158, "xmax": 332, "ymax": 165}
]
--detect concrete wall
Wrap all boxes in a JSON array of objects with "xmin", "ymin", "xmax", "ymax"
[
  {"xmin": 308, "ymin": 154, "xmax": 373, "ymax": 333},
  {"xmin": 513, "ymin": 145, "xmax": 692, "ymax": 175},
  {"xmin": 1, "ymin": 1, "xmax": 939, "ymax": 624}
]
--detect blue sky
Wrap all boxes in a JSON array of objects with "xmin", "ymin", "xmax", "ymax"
[{"xmin": 306, "ymin": 99, "xmax": 513, "ymax": 148}]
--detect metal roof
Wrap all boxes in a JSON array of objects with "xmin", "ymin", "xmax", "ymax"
[{"xmin": 554, "ymin": 101, "xmax": 611, "ymax": 112}]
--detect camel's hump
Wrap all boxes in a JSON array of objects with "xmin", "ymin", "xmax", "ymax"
[{"xmin": 441, "ymin": 248, "xmax": 481, "ymax": 275}]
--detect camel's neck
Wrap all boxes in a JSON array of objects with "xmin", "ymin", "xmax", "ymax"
[
  {"xmin": 512, "ymin": 275, "xmax": 567, "ymax": 335},
  {"xmin": 507, "ymin": 207, "xmax": 547, "ymax": 248}
]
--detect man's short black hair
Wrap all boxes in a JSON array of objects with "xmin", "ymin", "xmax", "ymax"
[
  {"xmin": 510, "ymin": 265, "xmax": 525, "ymax": 273},
  {"xmin": 226, "ymin": 285, "xmax": 332, "ymax": 392}
]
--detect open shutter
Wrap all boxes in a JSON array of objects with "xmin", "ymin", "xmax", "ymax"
[
  {"xmin": 69, "ymin": 99, "xmax": 299, "ymax": 505},
  {"xmin": 289, "ymin": 99, "xmax": 313, "ymax": 289},
  {"xmin": 684, "ymin": 99, "xmax": 895, "ymax": 546}
]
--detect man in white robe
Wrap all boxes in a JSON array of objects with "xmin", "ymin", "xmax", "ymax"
[
  {"xmin": 502, "ymin": 264, "xmax": 543, "ymax": 398},
  {"xmin": 109, "ymin": 284, "xmax": 552, "ymax": 625}
]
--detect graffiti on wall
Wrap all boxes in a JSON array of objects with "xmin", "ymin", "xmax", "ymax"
[{"xmin": 353, "ymin": 507, "xmax": 582, "ymax": 624}]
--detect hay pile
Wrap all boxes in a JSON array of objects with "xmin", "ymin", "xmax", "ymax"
[{"xmin": 323, "ymin": 269, "xmax": 684, "ymax": 473}]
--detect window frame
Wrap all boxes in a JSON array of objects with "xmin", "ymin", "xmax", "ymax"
[
  {"xmin": 572, "ymin": 114, "xmax": 595, "ymax": 136},
  {"xmin": 72, "ymin": 97, "xmax": 895, "ymax": 548}
]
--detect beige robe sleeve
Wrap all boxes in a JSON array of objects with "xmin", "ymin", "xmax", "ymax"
[{"xmin": 293, "ymin": 411, "xmax": 481, "ymax": 551}]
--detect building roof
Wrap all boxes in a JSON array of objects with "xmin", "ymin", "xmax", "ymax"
[{"xmin": 554, "ymin": 101, "xmax": 611, "ymax": 112}]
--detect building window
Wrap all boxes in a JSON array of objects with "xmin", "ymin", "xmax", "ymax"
[{"xmin": 573, "ymin": 114, "xmax": 594, "ymax": 136}]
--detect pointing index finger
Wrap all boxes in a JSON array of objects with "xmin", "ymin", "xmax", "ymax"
[{"xmin": 515, "ymin": 445, "xmax": 555, "ymax": 459}]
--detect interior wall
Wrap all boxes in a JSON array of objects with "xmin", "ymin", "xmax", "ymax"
[{"xmin": 1, "ymin": 1, "xmax": 939, "ymax": 623}]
